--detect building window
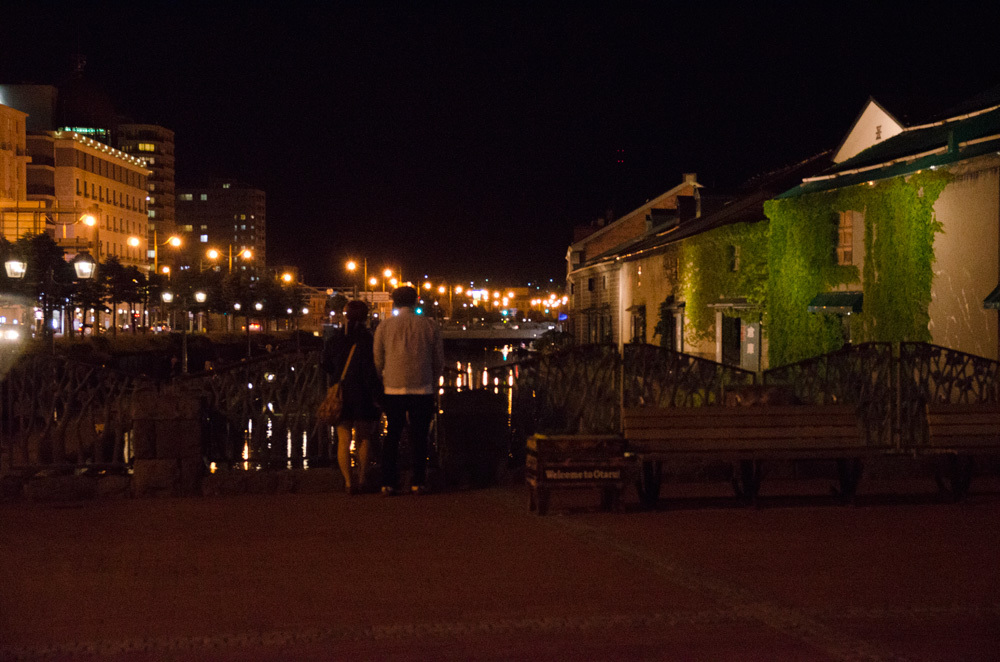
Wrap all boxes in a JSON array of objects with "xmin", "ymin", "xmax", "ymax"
[
  {"xmin": 729, "ymin": 245, "xmax": 740, "ymax": 272},
  {"xmin": 148, "ymin": 210, "xmax": 156, "ymax": 218},
  {"xmin": 587, "ymin": 278, "xmax": 595, "ymax": 292},
  {"xmin": 200, "ymin": 194, "xmax": 208, "ymax": 201},
  {"xmin": 630, "ymin": 305, "xmax": 646, "ymax": 344},
  {"xmin": 137, "ymin": 143, "xmax": 155, "ymax": 152},
  {"xmin": 837, "ymin": 212, "xmax": 853, "ymax": 265},
  {"xmin": 200, "ymin": 234, "xmax": 208, "ymax": 243},
  {"xmin": 222, "ymin": 183, "xmax": 231, "ymax": 189},
  {"xmin": 180, "ymin": 193, "xmax": 193, "ymax": 201}
]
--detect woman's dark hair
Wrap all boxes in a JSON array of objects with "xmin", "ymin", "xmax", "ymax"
[{"xmin": 345, "ymin": 300, "xmax": 368, "ymax": 322}]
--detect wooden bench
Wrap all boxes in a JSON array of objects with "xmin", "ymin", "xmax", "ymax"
[
  {"xmin": 926, "ymin": 402, "xmax": 1000, "ymax": 499},
  {"xmin": 526, "ymin": 434, "xmax": 628, "ymax": 515},
  {"xmin": 623, "ymin": 405, "xmax": 865, "ymax": 505}
]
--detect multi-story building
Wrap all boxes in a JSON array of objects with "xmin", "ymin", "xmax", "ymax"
[
  {"xmin": 0, "ymin": 102, "xmax": 44, "ymax": 243},
  {"xmin": 176, "ymin": 180, "xmax": 266, "ymax": 270},
  {"xmin": 1, "ymin": 78, "xmax": 150, "ymax": 271},
  {"xmin": 118, "ymin": 124, "xmax": 176, "ymax": 267},
  {"xmin": 22, "ymin": 130, "xmax": 150, "ymax": 270}
]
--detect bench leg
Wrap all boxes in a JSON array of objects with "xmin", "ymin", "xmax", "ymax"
[
  {"xmin": 834, "ymin": 458, "xmax": 864, "ymax": 503},
  {"xmin": 731, "ymin": 460, "xmax": 762, "ymax": 504},
  {"xmin": 535, "ymin": 487, "xmax": 551, "ymax": 515},
  {"xmin": 934, "ymin": 454, "xmax": 974, "ymax": 502},
  {"xmin": 637, "ymin": 461, "xmax": 662, "ymax": 508}
]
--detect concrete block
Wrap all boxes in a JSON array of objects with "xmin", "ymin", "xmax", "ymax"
[
  {"xmin": 155, "ymin": 420, "xmax": 202, "ymax": 459},
  {"xmin": 132, "ymin": 459, "xmax": 178, "ymax": 497},
  {"xmin": 177, "ymin": 458, "xmax": 204, "ymax": 496},
  {"xmin": 246, "ymin": 471, "xmax": 279, "ymax": 494},
  {"xmin": 296, "ymin": 468, "xmax": 338, "ymax": 494},
  {"xmin": 24, "ymin": 476, "xmax": 97, "ymax": 502},
  {"xmin": 95, "ymin": 475, "xmax": 131, "ymax": 498},
  {"xmin": 201, "ymin": 471, "xmax": 248, "ymax": 496},
  {"xmin": 132, "ymin": 419, "xmax": 157, "ymax": 460}
]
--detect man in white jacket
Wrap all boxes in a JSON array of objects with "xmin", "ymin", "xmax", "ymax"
[{"xmin": 373, "ymin": 286, "xmax": 444, "ymax": 495}]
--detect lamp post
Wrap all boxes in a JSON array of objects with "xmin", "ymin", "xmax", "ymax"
[
  {"xmin": 162, "ymin": 289, "xmax": 206, "ymax": 374},
  {"xmin": 346, "ymin": 259, "xmax": 368, "ymax": 300},
  {"xmin": 152, "ymin": 231, "xmax": 182, "ymax": 274},
  {"xmin": 5, "ymin": 251, "xmax": 96, "ymax": 352},
  {"xmin": 207, "ymin": 246, "xmax": 253, "ymax": 272}
]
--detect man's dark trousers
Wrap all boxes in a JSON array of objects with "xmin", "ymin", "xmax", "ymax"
[{"xmin": 381, "ymin": 393, "xmax": 435, "ymax": 489}]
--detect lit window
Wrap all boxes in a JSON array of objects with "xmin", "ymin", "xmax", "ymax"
[
  {"xmin": 180, "ymin": 193, "xmax": 193, "ymax": 201},
  {"xmin": 200, "ymin": 234, "xmax": 208, "ymax": 243},
  {"xmin": 241, "ymin": 224, "xmax": 246, "ymax": 230},
  {"xmin": 148, "ymin": 210, "xmax": 156, "ymax": 218},
  {"xmin": 148, "ymin": 196, "xmax": 155, "ymax": 205},
  {"xmin": 147, "ymin": 158, "xmax": 155, "ymax": 164},
  {"xmin": 222, "ymin": 183, "xmax": 231, "ymax": 189},
  {"xmin": 137, "ymin": 143, "xmax": 155, "ymax": 152},
  {"xmin": 200, "ymin": 194, "xmax": 208, "ymax": 201},
  {"xmin": 837, "ymin": 212, "xmax": 854, "ymax": 265},
  {"xmin": 240, "ymin": 214, "xmax": 246, "ymax": 220}
]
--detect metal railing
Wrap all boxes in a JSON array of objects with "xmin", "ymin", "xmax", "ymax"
[{"xmin": 2, "ymin": 342, "xmax": 998, "ymax": 474}]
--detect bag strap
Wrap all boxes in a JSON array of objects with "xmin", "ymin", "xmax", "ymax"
[{"xmin": 338, "ymin": 344, "xmax": 356, "ymax": 382}]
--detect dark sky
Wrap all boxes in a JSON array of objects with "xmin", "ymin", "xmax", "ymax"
[{"xmin": 3, "ymin": 2, "xmax": 1000, "ymax": 287}]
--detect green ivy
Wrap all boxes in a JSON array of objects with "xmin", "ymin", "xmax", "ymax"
[
  {"xmin": 679, "ymin": 221, "xmax": 769, "ymax": 342},
  {"xmin": 764, "ymin": 170, "xmax": 950, "ymax": 366},
  {"xmin": 840, "ymin": 171, "xmax": 949, "ymax": 343}
]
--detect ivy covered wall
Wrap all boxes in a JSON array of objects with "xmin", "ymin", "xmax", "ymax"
[
  {"xmin": 678, "ymin": 221, "xmax": 769, "ymax": 343},
  {"xmin": 764, "ymin": 170, "xmax": 951, "ymax": 366}
]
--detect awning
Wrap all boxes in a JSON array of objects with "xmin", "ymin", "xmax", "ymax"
[
  {"xmin": 985, "ymin": 283, "xmax": 1000, "ymax": 310},
  {"xmin": 808, "ymin": 291, "xmax": 863, "ymax": 314},
  {"xmin": 707, "ymin": 297, "xmax": 752, "ymax": 310}
]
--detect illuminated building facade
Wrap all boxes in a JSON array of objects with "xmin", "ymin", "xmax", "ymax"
[
  {"xmin": 0, "ymin": 102, "xmax": 44, "ymax": 242},
  {"xmin": 21, "ymin": 130, "xmax": 150, "ymax": 270},
  {"xmin": 176, "ymin": 180, "xmax": 266, "ymax": 269},
  {"xmin": 118, "ymin": 124, "xmax": 176, "ymax": 258}
]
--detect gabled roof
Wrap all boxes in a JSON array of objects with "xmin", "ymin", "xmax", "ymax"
[
  {"xmin": 568, "ymin": 177, "xmax": 699, "ymax": 252},
  {"xmin": 781, "ymin": 102, "xmax": 1000, "ymax": 198},
  {"xmin": 575, "ymin": 151, "xmax": 832, "ymax": 268},
  {"xmin": 832, "ymin": 97, "xmax": 905, "ymax": 164}
]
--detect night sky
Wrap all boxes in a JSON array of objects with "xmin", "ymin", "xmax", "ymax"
[{"xmin": 3, "ymin": 2, "xmax": 1000, "ymax": 287}]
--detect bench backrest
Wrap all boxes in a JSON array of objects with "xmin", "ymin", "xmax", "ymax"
[
  {"xmin": 623, "ymin": 405, "xmax": 861, "ymax": 452},
  {"xmin": 926, "ymin": 403, "xmax": 1000, "ymax": 449}
]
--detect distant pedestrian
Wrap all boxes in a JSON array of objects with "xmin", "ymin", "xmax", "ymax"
[
  {"xmin": 373, "ymin": 286, "xmax": 444, "ymax": 495},
  {"xmin": 322, "ymin": 300, "xmax": 383, "ymax": 494}
]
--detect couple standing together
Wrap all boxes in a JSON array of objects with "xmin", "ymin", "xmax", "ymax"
[{"xmin": 321, "ymin": 286, "xmax": 444, "ymax": 495}]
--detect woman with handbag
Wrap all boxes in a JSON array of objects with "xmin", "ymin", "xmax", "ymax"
[{"xmin": 321, "ymin": 300, "xmax": 383, "ymax": 494}]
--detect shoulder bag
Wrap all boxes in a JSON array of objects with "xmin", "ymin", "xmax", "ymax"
[{"xmin": 317, "ymin": 344, "xmax": 356, "ymax": 425}]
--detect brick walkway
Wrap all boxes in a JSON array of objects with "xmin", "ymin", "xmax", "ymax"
[{"xmin": 1, "ymin": 481, "xmax": 999, "ymax": 661}]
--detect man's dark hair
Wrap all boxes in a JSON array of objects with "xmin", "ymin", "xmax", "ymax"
[{"xmin": 391, "ymin": 286, "xmax": 418, "ymax": 308}]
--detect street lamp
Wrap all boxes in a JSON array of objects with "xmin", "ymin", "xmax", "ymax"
[
  {"xmin": 5, "ymin": 251, "xmax": 96, "ymax": 349},
  {"xmin": 161, "ymin": 289, "xmax": 206, "ymax": 374},
  {"xmin": 207, "ymin": 246, "xmax": 253, "ymax": 272},
  {"xmin": 346, "ymin": 259, "xmax": 368, "ymax": 300},
  {"xmin": 152, "ymin": 231, "xmax": 182, "ymax": 274}
]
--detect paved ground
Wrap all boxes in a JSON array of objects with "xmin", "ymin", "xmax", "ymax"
[{"xmin": 1, "ymin": 478, "xmax": 999, "ymax": 661}]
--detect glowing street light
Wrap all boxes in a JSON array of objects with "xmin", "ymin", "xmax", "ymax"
[{"xmin": 206, "ymin": 246, "xmax": 252, "ymax": 271}]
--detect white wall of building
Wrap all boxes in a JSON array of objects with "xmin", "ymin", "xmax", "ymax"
[{"xmin": 928, "ymin": 162, "xmax": 1000, "ymax": 359}]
